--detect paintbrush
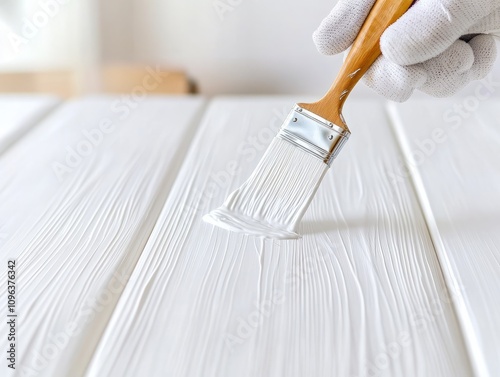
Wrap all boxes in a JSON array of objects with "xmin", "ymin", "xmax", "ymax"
[{"xmin": 204, "ymin": 0, "xmax": 414, "ymax": 239}]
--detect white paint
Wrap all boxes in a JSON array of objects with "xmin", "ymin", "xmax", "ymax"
[
  {"xmin": 388, "ymin": 98, "xmax": 500, "ymax": 377},
  {"xmin": 0, "ymin": 95, "xmax": 59, "ymax": 154},
  {"xmin": 86, "ymin": 98, "xmax": 471, "ymax": 377},
  {"xmin": 0, "ymin": 96, "xmax": 204, "ymax": 377},
  {"xmin": 204, "ymin": 137, "xmax": 328, "ymax": 239}
]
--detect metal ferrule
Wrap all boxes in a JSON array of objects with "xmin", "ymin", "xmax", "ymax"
[{"xmin": 276, "ymin": 105, "xmax": 351, "ymax": 166}]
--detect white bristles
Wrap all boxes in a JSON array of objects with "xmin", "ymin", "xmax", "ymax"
[{"xmin": 203, "ymin": 137, "xmax": 328, "ymax": 239}]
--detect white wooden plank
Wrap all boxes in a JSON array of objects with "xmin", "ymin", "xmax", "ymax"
[
  {"xmin": 388, "ymin": 98, "xmax": 500, "ymax": 377},
  {"xmin": 0, "ymin": 95, "xmax": 60, "ymax": 154},
  {"xmin": 0, "ymin": 96, "xmax": 205, "ymax": 377},
  {"xmin": 86, "ymin": 97, "xmax": 472, "ymax": 377}
]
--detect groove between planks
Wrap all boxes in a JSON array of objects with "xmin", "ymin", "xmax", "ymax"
[
  {"xmin": 387, "ymin": 99, "xmax": 500, "ymax": 377},
  {"xmin": 86, "ymin": 97, "xmax": 473, "ymax": 377},
  {"xmin": 0, "ymin": 96, "xmax": 205, "ymax": 377}
]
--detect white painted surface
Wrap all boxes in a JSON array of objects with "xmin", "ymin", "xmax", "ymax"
[
  {"xmin": 389, "ymin": 98, "xmax": 500, "ymax": 377},
  {"xmin": 86, "ymin": 98, "xmax": 471, "ymax": 377},
  {"xmin": 0, "ymin": 95, "xmax": 59, "ymax": 154},
  {"xmin": 0, "ymin": 96, "xmax": 205, "ymax": 376}
]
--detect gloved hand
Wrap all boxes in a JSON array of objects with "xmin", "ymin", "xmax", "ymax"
[{"xmin": 313, "ymin": 0, "xmax": 500, "ymax": 101}]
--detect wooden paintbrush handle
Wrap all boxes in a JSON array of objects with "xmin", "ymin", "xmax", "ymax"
[{"xmin": 299, "ymin": 0, "xmax": 414, "ymax": 129}]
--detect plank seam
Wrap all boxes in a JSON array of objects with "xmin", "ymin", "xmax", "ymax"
[
  {"xmin": 80, "ymin": 98, "xmax": 209, "ymax": 377},
  {"xmin": 385, "ymin": 101, "xmax": 489, "ymax": 377}
]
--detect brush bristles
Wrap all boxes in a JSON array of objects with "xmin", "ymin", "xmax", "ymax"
[{"xmin": 203, "ymin": 137, "xmax": 328, "ymax": 239}]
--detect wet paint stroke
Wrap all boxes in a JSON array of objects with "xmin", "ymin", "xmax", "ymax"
[
  {"xmin": 87, "ymin": 98, "xmax": 472, "ymax": 377},
  {"xmin": 204, "ymin": 137, "xmax": 328, "ymax": 239},
  {"xmin": 389, "ymin": 99, "xmax": 500, "ymax": 377},
  {"xmin": 0, "ymin": 97, "xmax": 205, "ymax": 377},
  {"xmin": 204, "ymin": 105, "xmax": 350, "ymax": 239}
]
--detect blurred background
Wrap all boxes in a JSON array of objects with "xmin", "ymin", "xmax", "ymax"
[{"xmin": 1, "ymin": 0, "xmax": 499, "ymax": 98}]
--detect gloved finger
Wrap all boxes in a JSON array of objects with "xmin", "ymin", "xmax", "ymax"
[
  {"xmin": 467, "ymin": 34, "xmax": 497, "ymax": 79},
  {"xmin": 466, "ymin": 7, "xmax": 500, "ymax": 35},
  {"xmin": 419, "ymin": 37, "xmax": 496, "ymax": 97},
  {"xmin": 313, "ymin": 0, "xmax": 376, "ymax": 55},
  {"xmin": 362, "ymin": 55, "xmax": 427, "ymax": 102},
  {"xmin": 381, "ymin": 0, "xmax": 497, "ymax": 66}
]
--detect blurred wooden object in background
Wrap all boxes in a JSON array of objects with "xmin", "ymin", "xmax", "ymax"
[
  {"xmin": 0, "ymin": 71, "xmax": 78, "ymax": 98},
  {"xmin": 101, "ymin": 65, "xmax": 192, "ymax": 94},
  {"xmin": 0, "ymin": 66, "xmax": 192, "ymax": 98}
]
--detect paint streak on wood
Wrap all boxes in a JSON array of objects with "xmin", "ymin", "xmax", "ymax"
[
  {"xmin": 86, "ymin": 98, "xmax": 472, "ymax": 377},
  {"xmin": 0, "ymin": 95, "xmax": 60, "ymax": 154},
  {"xmin": 0, "ymin": 96, "xmax": 205, "ymax": 377},
  {"xmin": 389, "ymin": 99, "xmax": 500, "ymax": 377}
]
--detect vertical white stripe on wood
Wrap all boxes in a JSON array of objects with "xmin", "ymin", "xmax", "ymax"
[
  {"xmin": 388, "ymin": 98, "xmax": 500, "ymax": 377},
  {"xmin": 0, "ymin": 95, "xmax": 60, "ymax": 154},
  {"xmin": 87, "ymin": 98, "xmax": 472, "ymax": 377},
  {"xmin": 0, "ymin": 96, "xmax": 204, "ymax": 377}
]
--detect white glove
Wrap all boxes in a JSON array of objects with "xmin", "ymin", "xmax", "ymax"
[{"xmin": 313, "ymin": 0, "xmax": 500, "ymax": 101}]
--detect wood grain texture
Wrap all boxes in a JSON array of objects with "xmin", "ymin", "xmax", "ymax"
[
  {"xmin": 86, "ymin": 98, "xmax": 472, "ymax": 377},
  {"xmin": 389, "ymin": 99, "xmax": 500, "ymax": 377},
  {"xmin": 0, "ymin": 96, "xmax": 205, "ymax": 377},
  {"xmin": 0, "ymin": 95, "xmax": 60, "ymax": 154}
]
